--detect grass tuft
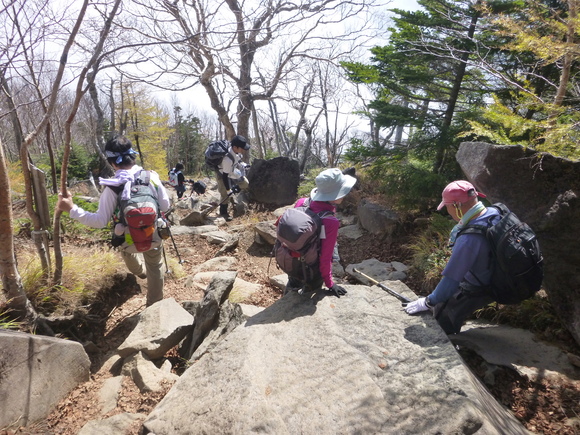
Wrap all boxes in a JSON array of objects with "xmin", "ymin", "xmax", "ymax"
[
  {"xmin": 19, "ymin": 249, "xmax": 124, "ymax": 315},
  {"xmin": 407, "ymin": 214, "xmax": 454, "ymax": 292}
]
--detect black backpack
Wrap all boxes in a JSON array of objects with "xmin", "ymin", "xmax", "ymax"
[
  {"xmin": 458, "ymin": 203, "xmax": 544, "ymax": 304},
  {"xmin": 204, "ymin": 140, "xmax": 230, "ymax": 170}
]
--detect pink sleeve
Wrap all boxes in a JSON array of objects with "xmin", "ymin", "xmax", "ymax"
[
  {"xmin": 318, "ymin": 216, "xmax": 339, "ymax": 288},
  {"xmin": 295, "ymin": 197, "xmax": 307, "ymax": 208}
]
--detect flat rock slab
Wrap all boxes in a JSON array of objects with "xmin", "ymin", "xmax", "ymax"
[
  {"xmin": 451, "ymin": 321, "xmax": 580, "ymax": 383},
  {"xmin": 0, "ymin": 330, "xmax": 90, "ymax": 428},
  {"xmin": 144, "ymin": 283, "xmax": 527, "ymax": 434},
  {"xmin": 169, "ymin": 225, "xmax": 219, "ymax": 235}
]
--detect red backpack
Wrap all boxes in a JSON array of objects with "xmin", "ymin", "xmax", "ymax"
[{"xmin": 113, "ymin": 170, "xmax": 164, "ymax": 253}]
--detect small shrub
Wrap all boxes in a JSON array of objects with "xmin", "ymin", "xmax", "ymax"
[
  {"xmin": 297, "ymin": 167, "xmax": 324, "ymax": 198},
  {"xmin": 19, "ymin": 249, "xmax": 124, "ymax": 315},
  {"xmin": 408, "ymin": 213, "xmax": 454, "ymax": 292}
]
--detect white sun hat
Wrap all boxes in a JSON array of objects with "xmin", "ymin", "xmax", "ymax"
[{"xmin": 310, "ymin": 168, "xmax": 357, "ymax": 202}]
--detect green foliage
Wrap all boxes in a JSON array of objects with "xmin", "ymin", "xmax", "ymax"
[
  {"xmin": 297, "ymin": 167, "xmax": 324, "ymax": 198},
  {"xmin": 408, "ymin": 213, "xmax": 454, "ymax": 292},
  {"xmin": 463, "ymin": 94, "xmax": 580, "ymax": 160},
  {"xmin": 345, "ymin": 140, "xmax": 452, "ymax": 212},
  {"xmin": 263, "ymin": 148, "xmax": 280, "ymax": 160},
  {"xmin": 168, "ymin": 110, "xmax": 208, "ymax": 177},
  {"xmin": 0, "ymin": 311, "xmax": 22, "ymax": 330},
  {"xmin": 19, "ymin": 249, "xmax": 123, "ymax": 315},
  {"xmin": 47, "ymin": 194, "xmax": 110, "ymax": 240}
]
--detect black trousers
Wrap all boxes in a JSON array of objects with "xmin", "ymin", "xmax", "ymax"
[{"xmin": 433, "ymin": 283, "xmax": 495, "ymax": 334}]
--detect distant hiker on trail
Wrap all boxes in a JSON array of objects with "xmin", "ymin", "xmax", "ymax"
[
  {"xmin": 168, "ymin": 163, "xmax": 186, "ymax": 199},
  {"xmin": 403, "ymin": 180, "xmax": 499, "ymax": 333},
  {"xmin": 277, "ymin": 168, "xmax": 356, "ymax": 297},
  {"xmin": 56, "ymin": 135, "xmax": 171, "ymax": 307},
  {"xmin": 213, "ymin": 135, "xmax": 250, "ymax": 221}
]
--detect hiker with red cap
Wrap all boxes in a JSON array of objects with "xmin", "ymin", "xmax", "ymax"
[{"xmin": 403, "ymin": 180, "xmax": 501, "ymax": 334}]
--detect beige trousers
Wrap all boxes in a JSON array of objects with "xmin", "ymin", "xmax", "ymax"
[
  {"xmin": 216, "ymin": 172, "xmax": 249, "ymax": 204},
  {"xmin": 121, "ymin": 246, "xmax": 165, "ymax": 306}
]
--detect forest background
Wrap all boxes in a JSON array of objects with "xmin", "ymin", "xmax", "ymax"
[{"xmin": 1, "ymin": 0, "xmax": 580, "ymax": 331}]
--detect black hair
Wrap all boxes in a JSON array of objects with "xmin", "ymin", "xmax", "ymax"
[
  {"xmin": 175, "ymin": 163, "xmax": 184, "ymax": 171},
  {"xmin": 105, "ymin": 135, "xmax": 135, "ymax": 167}
]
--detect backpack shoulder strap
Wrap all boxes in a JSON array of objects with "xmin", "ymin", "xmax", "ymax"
[
  {"xmin": 458, "ymin": 225, "xmax": 488, "ymax": 237},
  {"xmin": 135, "ymin": 169, "xmax": 150, "ymax": 185}
]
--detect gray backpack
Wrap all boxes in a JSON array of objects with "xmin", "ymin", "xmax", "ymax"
[{"xmin": 274, "ymin": 201, "xmax": 333, "ymax": 281}]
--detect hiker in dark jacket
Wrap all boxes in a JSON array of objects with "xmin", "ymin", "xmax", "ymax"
[
  {"xmin": 56, "ymin": 135, "xmax": 171, "ymax": 307},
  {"xmin": 403, "ymin": 180, "xmax": 500, "ymax": 334},
  {"xmin": 215, "ymin": 135, "xmax": 250, "ymax": 221},
  {"xmin": 171, "ymin": 163, "xmax": 186, "ymax": 199},
  {"xmin": 286, "ymin": 168, "xmax": 356, "ymax": 297}
]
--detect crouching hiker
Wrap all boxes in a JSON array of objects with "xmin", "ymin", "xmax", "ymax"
[
  {"xmin": 403, "ymin": 180, "xmax": 543, "ymax": 334},
  {"xmin": 275, "ymin": 168, "xmax": 356, "ymax": 297},
  {"xmin": 56, "ymin": 135, "xmax": 171, "ymax": 307}
]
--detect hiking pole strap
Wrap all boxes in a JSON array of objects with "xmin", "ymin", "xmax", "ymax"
[{"xmin": 352, "ymin": 268, "xmax": 412, "ymax": 304}]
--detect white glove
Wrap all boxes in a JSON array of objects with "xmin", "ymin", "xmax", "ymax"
[{"xmin": 404, "ymin": 297, "xmax": 430, "ymax": 314}]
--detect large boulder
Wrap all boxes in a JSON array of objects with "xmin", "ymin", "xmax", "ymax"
[
  {"xmin": 0, "ymin": 330, "xmax": 91, "ymax": 428},
  {"xmin": 457, "ymin": 142, "xmax": 580, "ymax": 345},
  {"xmin": 247, "ymin": 157, "xmax": 300, "ymax": 205},
  {"xmin": 143, "ymin": 283, "xmax": 527, "ymax": 434}
]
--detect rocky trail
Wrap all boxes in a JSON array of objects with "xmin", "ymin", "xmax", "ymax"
[{"xmin": 5, "ymin": 192, "xmax": 580, "ymax": 435}]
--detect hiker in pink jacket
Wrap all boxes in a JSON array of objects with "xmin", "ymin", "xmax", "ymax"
[{"xmin": 286, "ymin": 168, "xmax": 356, "ymax": 297}]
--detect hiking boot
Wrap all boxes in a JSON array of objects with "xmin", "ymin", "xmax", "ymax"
[{"xmin": 219, "ymin": 204, "xmax": 232, "ymax": 221}]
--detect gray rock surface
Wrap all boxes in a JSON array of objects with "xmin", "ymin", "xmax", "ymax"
[
  {"xmin": 254, "ymin": 221, "xmax": 277, "ymax": 245},
  {"xmin": 169, "ymin": 224, "xmax": 219, "ymax": 235},
  {"xmin": 338, "ymin": 223, "xmax": 364, "ymax": 239},
  {"xmin": 121, "ymin": 352, "xmax": 179, "ymax": 393},
  {"xmin": 357, "ymin": 198, "xmax": 400, "ymax": 237},
  {"xmin": 78, "ymin": 412, "xmax": 145, "ymax": 435},
  {"xmin": 98, "ymin": 376, "xmax": 124, "ymax": 414},
  {"xmin": 117, "ymin": 298, "xmax": 193, "ymax": 359},
  {"xmin": 345, "ymin": 258, "xmax": 408, "ymax": 283},
  {"xmin": 247, "ymin": 157, "xmax": 300, "ymax": 205},
  {"xmin": 143, "ymin": 284, "xmax": 527, "ymax": 434},
  {"xmin": 457, "ymin": 142, "xmax": 580, "ymax": 346},
  {"xmin": 0, "ymin": 330, "xmax": 90, "ymax": 428},
  {"xmin": 451, "ymin": 321, "xmax": 580, "ymax": 383}
]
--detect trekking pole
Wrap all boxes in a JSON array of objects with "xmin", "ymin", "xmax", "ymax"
[
  {"xmin": 167, "ymin": 226, "xmax": 183, "ymax": 264},
  {"xmin": 351, "ymin": 268, "xmax": 412, "ymax": 304},
  {"xmin": 162, "ymin": 245, "xmax": 171, "ymax": 274}
]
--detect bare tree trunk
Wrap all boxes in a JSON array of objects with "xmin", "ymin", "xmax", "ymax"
[
  {"xmin": 434, "ymin": 8, "xmax": 479, "ymax": 174},
  {"xmin": 54, "ymin": 0, "xmax": 121, "ymax": 284},
  {"xmin": 88, "ymin": 74, "xmax": 112, "ymax": 176},
  {"xmin": 251, "ymin": 101, "xmax": 263, "ymax": 158},
  {"xmin": 549, "ymin": 0, "xmax": 576, "ymax": 124},
  {"xmin": 109, "ymin": 78, "xmax": 116, "ymax": 134},
  {"xmin": 0, "ymin": 71, "xmax": 24, "ymax": 153},
  {"xmin": 0, "ymin": 138, "xmax": 38, "ymax": 323}
]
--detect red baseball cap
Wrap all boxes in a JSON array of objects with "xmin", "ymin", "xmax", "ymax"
[{"xmin": 437, "ymin": 180, "xmax": 486, "ymax": 210}]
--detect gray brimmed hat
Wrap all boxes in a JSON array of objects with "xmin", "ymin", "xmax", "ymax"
[{"xmin": 310, "ymin": 168, "xmax": 357, "ymax": 202}]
